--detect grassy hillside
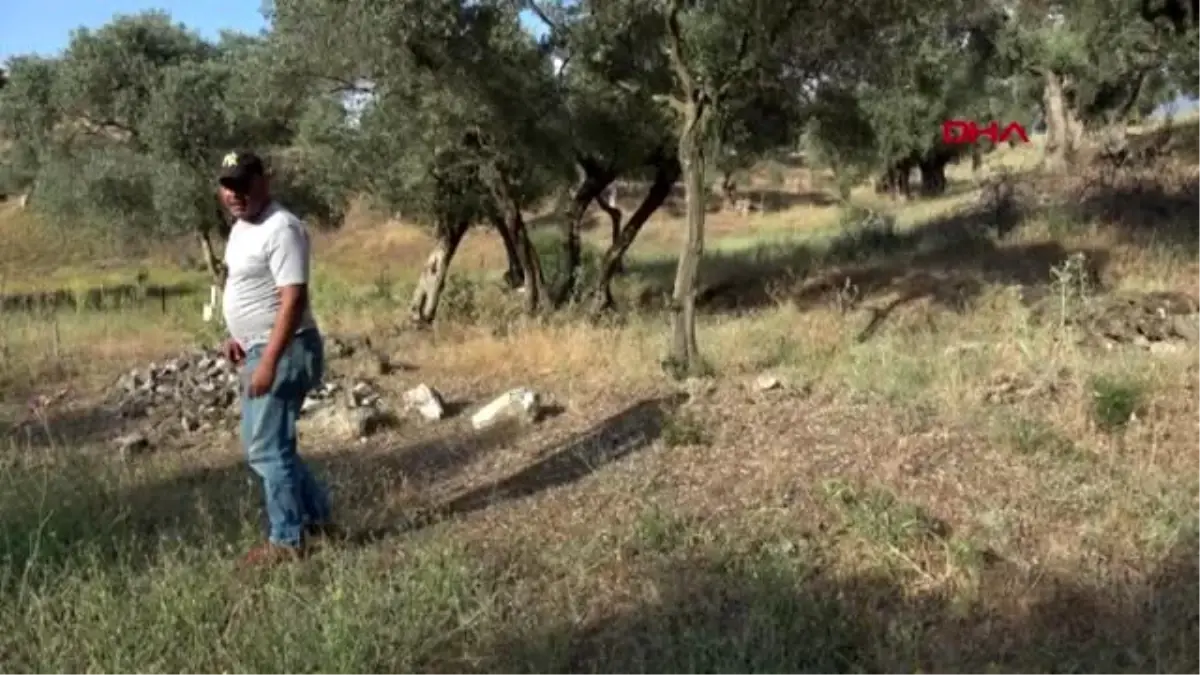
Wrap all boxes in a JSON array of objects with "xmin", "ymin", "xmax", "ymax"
[{"xmin": 0, "ymin": 120, "xmax": 1196, "ymax": 672}]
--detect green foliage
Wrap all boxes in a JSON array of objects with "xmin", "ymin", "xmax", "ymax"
[
  {"xmin": 0, "ymin": 0, "xmax": 1193, "ymax": 281},
  {"xmin": 806, "ymin": 1, "xmax": 1010, "ymax": 174},
  {"xmin": 803, "ymin": 88, "xmax": 878, "ymax": 193},
  {"xmin": 1088, "ymin": 374, "xmax": 1146, "ymax": 433},
  {"xmin": 34, "ymin": 145, "xmax": 161, "ymax": 235},
  {"xmin": 271, "ymin": 0, "xmax": 573, "ymax": 234},
  {"xmin": 1001, "ymin": 0, "xmax": 1198, "ymax": 129},
  {"xmin": 0, "ymin": 11, "xmax": 348, "ymax": 244},
  {"xmin": 0, "ymin": 56, "xmax": 60, "ymax": 194}
]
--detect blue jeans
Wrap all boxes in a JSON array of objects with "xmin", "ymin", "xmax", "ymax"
[{"xmin": 239, "ymin": 330, "xmax": 332, "ymax": 548}]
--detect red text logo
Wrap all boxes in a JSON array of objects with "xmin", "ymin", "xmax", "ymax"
[{"xmin": 942, "ymin": 120, "xmax": 1030, "ymax": 145}]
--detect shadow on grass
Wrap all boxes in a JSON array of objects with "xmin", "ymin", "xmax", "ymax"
[
  {"xmin": 0, "ymin": 403, "xmax": 131, "ymax": 451},
  {"xmin": 1066, "ymin": 172, "xmax": 1199, "ymax": 253},
  {"xmin": 351, "ymin": 394, "xmax": 685, "ymax": 542},
  {"xmin": 622, "ymin": 197, "xmax": 1110, "ymax": 340},
  {"xmin": 487, "ymin": 533, "xmax": 1199, "ymax": 673},
  {"xmin": 0, "ymin": 395, "xmax": 682, "ymax": 585}
]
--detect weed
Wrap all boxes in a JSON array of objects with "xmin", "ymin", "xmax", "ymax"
[
  {"xmin": 1088, "ymin": 373, "xmax": 1145, "ymax": 432},
  {"xmin": 1001, "ymin": 415, "xmax": 1086, "ymax": 461},
  {"xmin": 661, "ymin": 408, "xmax": 712, "ymax": 447},
  {"xmin": 629, "ymin": 504, "xmax": 696, "ymax": 555},
  {"xmin": 822, "ymin": 480, "xmax": 948, "ymax": 549}
]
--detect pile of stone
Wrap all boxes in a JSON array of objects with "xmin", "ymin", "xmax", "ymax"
[
  {"xmin": 1022, "ymin": 289, "xmax": 1200, "ymax": 354},
  {"xmin": 110, "ymin": 351, "xmax": 241, "ymax": 431},
  {"xmin": 105, "ymin": 343, "xmax": 391, "ymax": 438},
  {"xmin": 104, "ymin": 334, "xmax": 550, "ymax": 454}
]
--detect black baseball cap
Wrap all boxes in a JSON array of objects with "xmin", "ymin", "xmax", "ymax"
[{"xmin": 217, "ymin": 150, "xmax": 265, "ymax": 191}]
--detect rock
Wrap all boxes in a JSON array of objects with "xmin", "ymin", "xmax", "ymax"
[
  {"xmin": 1171, "ymin": 314, "xmax": 1199, "ymax": 343},
  {"xmin": 180, "ymin": 414, "xmax": 201, "ymax": 433},
  {"xmin": 353, "ymin": 406, "xmax": 392, "ymax": 438},
  {"xmin": 300, "ymin": 399, "xmax": 393, "ymax": 440},
  {"xmin": 346, "ymin": 380, "xmax": 380, "ymax": 408},
  {"xmin": 754, "ymin": 374, "xmax": 782, "ymax": 391},
  {"xmin": 300, "ymin": 405, "xmax": 355, "ymax": 438},
  {"xmin": 404, "ymin": 383, "xmax": 446, "ymax": 421},
  {"xmin": 115, "ymin": 432, "xmax": 150, "ymax": 458},
  {"xmin": 1149, "ymin": 341, "xmax": 1185, "ymax": 355},
  {"xmin": 301, "ymin": 396, "xmax": 325, "ymax": 413},
  {"xmin": 471, "ymin": 388, "xmax": 542, "ymax": 430}
]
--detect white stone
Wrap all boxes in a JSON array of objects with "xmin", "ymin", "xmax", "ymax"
[
  {"xmin": 754, "ymin": 374, "xmax": 782, "ymax": 391},
  {"xmin": 471, "ymin": 388, "xmax": 541, "ymax": 430},
  {"xmin": 404, "ymin": 383, "xmax": 446, "ymax": 421}
]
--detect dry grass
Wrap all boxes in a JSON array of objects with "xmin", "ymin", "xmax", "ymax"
[{"xmin": 0, "ymin": 130, "xmax": 1197, "ymax": 672}]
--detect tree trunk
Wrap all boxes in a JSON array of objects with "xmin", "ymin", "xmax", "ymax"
[
  {"xmin": 1042, "ymin": 69, "xmax": 1083, "ymax": 171},
  {"xmin": 198, "ymin": 227, "xmax": 226, "ymax": 284},
  {"xmin": 719, "ymin": 169, "xmax": 737, "ymax": 209},
  {"xmin": 876, "ymin": 158, "xmax": 914, "ymax": 200},
  {"xmin": 918, "ymin": 156, "xmax": 948, "ymax": 196},
  {"xmin": 484, "ymin": 165, "xmax": 544, "ymax": 313},
  {"xmin": 490, "ymin": 213, "xmax": 524, "ymax": 289},
  {"xmin": 552, "ymin": 165, "xmax": 613, "ymax": 307},
  {"xmin": 408, "ymin": 220, "xmax": 469, "ymax": 324},
  {"xmin": 197, "ymin": 226, "xmax": 227, "ymax": 325},
  {"xmin": 502, "ymin": 204, "xmax": 544, "ymax": 314},
  {"xmin": 589, "ymin": 155, "xmax": 680, "ymax": 313},
  {"xmin": 594, "ymin": 190, "xmax": 624, "ymax": 275},
  {"xmin": 667, "ymin": 100, "xmax": 711, "ymax": 376}
]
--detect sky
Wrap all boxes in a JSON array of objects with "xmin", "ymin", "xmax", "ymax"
[{"xmin": 0, "ymin": 0, "xmax": 549, "ymax": 63}]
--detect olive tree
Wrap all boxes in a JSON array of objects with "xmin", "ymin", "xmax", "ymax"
[
  {"xmin": 271, "ymin": 0, "xmax": 574, "ymax": 321},
  {"xmin": 652, "ymin": 0, "xmax": 912, "ymax": 374},
  {"xmin": 0, "ymin": 10, "xmax": 348, "ymax": 294},
  {"xmin": 0, "ymin": 56, "xmax": 60, "ymax": 202},
  {"xmin": 999, "ymin": 0, "xmax": 1197, "ymax": 170}
]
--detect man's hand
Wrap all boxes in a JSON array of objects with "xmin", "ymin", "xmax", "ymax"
[
  {"xmin": 223, "ymin": 338, "xmax": 246, "ymax": 365},
  {"xmin": 247, "ymin": 359, "xmax": 276, "ymax": 398}
]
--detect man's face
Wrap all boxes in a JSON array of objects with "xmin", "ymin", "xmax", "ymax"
[{"xmin": 218, "ymin": 175, "xmax": 269, "ymax": 220}]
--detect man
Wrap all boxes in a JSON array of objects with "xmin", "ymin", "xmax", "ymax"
[{"xmin": 217, "ymin": 150, "xmax": 335, "ymax": 567}]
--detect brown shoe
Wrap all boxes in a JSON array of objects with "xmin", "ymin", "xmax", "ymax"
[{"xmin": 239, "ymin": 541, "xmax": 306, "ymax": 569}]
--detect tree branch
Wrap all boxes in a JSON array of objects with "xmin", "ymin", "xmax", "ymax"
[
  {"xmin": 663, "ymin": 0, "xmax": 695, "ymax": 96},
  {"xmin": 653, "ymin": 93, "xmax": 688, "ymax": 115},
  {"xmin": 78, "ymin": 114, "xmax": 138, "ymax": 142},
  {"xmin": 524, "ymin": 1, "xmax": 561, "ymax": 35}
]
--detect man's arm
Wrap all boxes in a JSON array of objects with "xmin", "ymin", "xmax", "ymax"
[
  {"xmin": 261, "ymin": 284, "xmax": 307, "ymax": 368},
  {"xmin": 260, "ymin": 221, "xmax": 311, "ymax": 369}
]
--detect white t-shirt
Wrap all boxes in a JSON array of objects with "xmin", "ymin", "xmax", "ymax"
[{"xmin": 222, "ymin": 202, "xmax": 318, "ymax": 347}]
